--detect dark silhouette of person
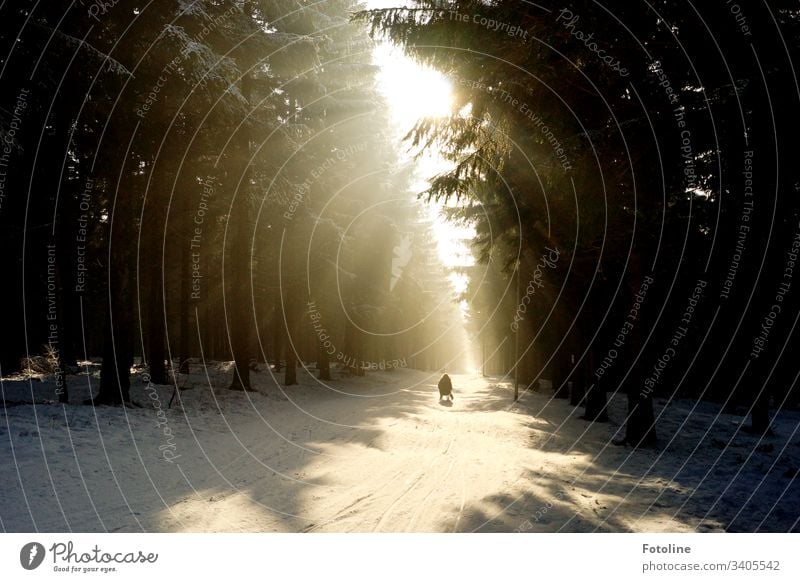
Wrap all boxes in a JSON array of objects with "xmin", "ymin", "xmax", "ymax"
[{"xmin": 438, "ymin": 372, "xmax": 453, "ymax": 401}]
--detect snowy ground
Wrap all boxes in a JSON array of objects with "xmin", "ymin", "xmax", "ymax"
[{"xmin": 1, "ymin": 363, "xmax": 799, "ymax": 532}]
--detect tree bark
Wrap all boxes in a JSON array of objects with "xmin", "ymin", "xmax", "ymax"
[
  {"xmin": 569, "ymin": 354, "xmax": 586, "ymax": 406},
  {"xmin": 53, "ymin": 263, "xmax": 70, "ymax": 404},
  {"xmin": 227, "ymin": 206, "xmax": 252, "ymax": 390},
  {"xmin": 584, "ymin": 385, "xmax": 609, "ymax": 422},
  {"xmin": 284, "ymin": 349, "xmax": 297, "ymax": 385},
  {"xmin": 623, "ymin": 393, "xmax": 657, "ymax": 446},
  {"xmin": 178, "ymin": 173, "xmax": 192, "ymax": 375},
  {"xmin": 749, "ymin": 387, "xmax": 772, "ymax": 435},
  {"xmin": 283, "ymin": 294, "xmax": 299, "ymax": 385},
  {"xmin": 146, "ymin": 248, "xmax": 169, "ymax": 384},
  {"xmin": 620, "ymin": 268, "xmax": 657, "ymax": 446},
  {"xmin": 272, "ymin": 295, "xmax": 283, "ymax": 372},
  {"xmin": 582, "ymin": 349, "xmax": 609, "ymax": 422},
  {"xmin": 552, "ymin": 350, "xmax": 570, "ymax": 399},
  {"xmin": 317, "ymin": 338, "xmax": 331, "ymax": 380},
  {"xmin": 94, "ymin": 262, "xmax": 133, "ymax": 406},
  {"xmin": 227, "ymin": 62, "xmax": 253, "ymax": 391}
]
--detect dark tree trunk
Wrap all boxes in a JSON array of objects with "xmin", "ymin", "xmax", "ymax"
[
  {"xmin": 620, "ymin": 268, "xmax": 656, "ymax": 446},
  {"xmin": 94, "ymin": 266, "xmax": 133, "ymax": 406},
  {"xmin": 354, "ymin": 323, "xmax": 365, "ymax": 376},
  {"xmin": 55, "ymin": 357, "xmax": 69, "ymax": 403},
  {"xmin": 623, "ymin": 393, "xmax": 657, "ymax": 446},
  {"xmin": 356, "ymin": 338, "xmax": 365, "ymax": 376},
  {"xmin": 146, "ymin": 250, "xmax": 169, "ymax": 384},
  {"xmin": 53, "ymin": 288, "xmax": 69, "ymax": 404},
  {"xmin": 97, "ymin": 324, "xmax": 133, "ymax": 405},
  {"xmin": 142, "ymin": 149, "xmax": 173, "ymax": 386},
  {"xmin": 582, "ymin": 350, "xmax": 608, "ymax": 422},
  {"xmin": 51, "ymin": 305, "xmax": 70, "ymax": 404},
  {"xmin": 92, "ymin": 117, "xmax": 137, "ymax": 406},
  {"xmin": 584, "ymin": 384, "xmax": 609, "ymax": 422},
  {"xmin": 227, "ymin": 209, "xmax": 252, "ymax": 390},
  {"xmin": 227, "ymin": 65, "xmax": 253, "ymax": 392},
  {"xmin": 178, "ymin": 177, "xmax": 192, "ymax": 375},
  {"xmin": 178, "ymin": 295, "xmax": 191, "ymax": 374},
  {"xmin": 272, "ymin": 298, "xmax": 283, "ymax": 372},
  {"xmin": 317, "ymin": 340, "xmax": 331, "ymax": 380},
  {"xmin": 344, "ymin": 318, "xmax": 359, "ymax": 375},
  {"xmin": 570, "ymin": 355, "xmax": 586, "ymax": 406},
  {"xmin": 552, "ymin": 350, "xmax": 570, "ymax": 399},
  {"xmin": 749, "ymin": 391, "xmax": 771, "ymax": 435},
  {"xmin": 283, "ymin": 294, "xmax": 299, "ymax": 386},
  {"xmin": 284, "ymin": 350, "xmax": 297, "ymax": 385},
  {"xmin": 201, "ymin": 301, "xmax": 213, "ymax": 360},
  {"xmin": 49, "ymin": 237, "xmax": 70, "ymax": 404}
]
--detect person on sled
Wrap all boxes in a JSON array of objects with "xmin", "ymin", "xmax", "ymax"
[{"xmin": 438, "ymin": 372, "xmax": 454, "ymax": 402}]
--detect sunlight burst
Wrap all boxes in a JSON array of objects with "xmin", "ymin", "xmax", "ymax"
[{"xmin": 375, "ymin": 44, "xmax": 454, "ymax": 129}]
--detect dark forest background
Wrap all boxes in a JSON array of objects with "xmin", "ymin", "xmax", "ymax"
[{"xmin": 1, "ymin": 1, "xmax": 799, "ymax": 448}]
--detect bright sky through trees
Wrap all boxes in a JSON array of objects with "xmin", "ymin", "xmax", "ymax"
[{"xmin": 370, "ymin": 10, "xmax": 475, "ymax": 305}]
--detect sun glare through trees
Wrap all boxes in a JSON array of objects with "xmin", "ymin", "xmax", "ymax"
[{"xmin": 1, "ymin": 3, "xmax": 799, "ymax": 564}]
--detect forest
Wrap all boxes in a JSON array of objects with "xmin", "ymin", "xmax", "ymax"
[{"xmin": 1, "ymin": 0, "xmax": 466, "ymax": 396}]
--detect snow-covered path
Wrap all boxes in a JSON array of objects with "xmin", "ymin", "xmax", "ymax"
[{"xmin": 2, "ymin": 367, "xmax": 799, "ymax": 532}]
